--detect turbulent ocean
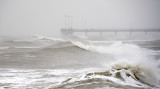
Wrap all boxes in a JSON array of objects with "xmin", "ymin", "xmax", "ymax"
[{"xmin": 0, "ymin": 36, "xmax": 160, "ymax": 89}]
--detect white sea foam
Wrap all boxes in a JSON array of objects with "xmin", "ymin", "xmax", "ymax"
[
  {"xmin": 0, "ymin": 68, "xmax": 77, "ymax": 89},
  {"xmin": 0, "ymin": 68, "xmax": 111, "ymax": 89},
  {"xmin": 0, "ymin": 37, "xmax": 159, "ymax": 88},
  {"xmin": 70, "ymin": 40, "xmax": 160, "ymax": 87}
]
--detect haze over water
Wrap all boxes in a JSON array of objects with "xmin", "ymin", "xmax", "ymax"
[
  {"xmin": 0, "ymin": 0, "xmax": 160, "ymax": 36},
  {"xmin": 0, "ymin": 0, "xmax": 160, "ymax": 89}
]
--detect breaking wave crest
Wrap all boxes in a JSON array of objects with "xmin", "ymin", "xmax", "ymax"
[
  {"xmin": 45, "ymin": 40, "xmax": 160, "ymax": 89},
  {"xmin": 52, "ymin": 62, "xmax": 159, "ymax": 89},
  {"xmin": 0, "ymin": 36, "xmax": 159, "ymax": 89}
]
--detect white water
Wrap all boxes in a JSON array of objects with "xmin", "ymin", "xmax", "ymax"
[
  {"xmin": 71, "ymin": 40, "xmax": 160, "ymax": 87},
  {"xmin": 0, "ymin": 36, "xmax": 159, "ymax": 89}
]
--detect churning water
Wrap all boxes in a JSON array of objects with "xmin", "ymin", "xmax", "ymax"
[{"xmin": 0, "ymin": 36, "xmax": 160, "ymax": 89}]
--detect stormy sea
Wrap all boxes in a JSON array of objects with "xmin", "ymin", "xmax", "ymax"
[{"xmin": 0, "ymin": 36, "xmax": 160, "ymax": 89}]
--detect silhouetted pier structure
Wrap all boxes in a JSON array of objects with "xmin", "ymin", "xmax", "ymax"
[{"xmin": 61, "ymin": 28, "xmax": 160, "ymax": 36}]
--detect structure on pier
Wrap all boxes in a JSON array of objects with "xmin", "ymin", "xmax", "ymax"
[{"xmin": 61, "ymin": 28, "xmax": 160, "ymax": 37}]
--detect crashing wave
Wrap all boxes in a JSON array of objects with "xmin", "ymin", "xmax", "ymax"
[
  {"xmin": 44, "ymin": 40, "xmax": 160, "ymax": 89},
  {"xmin": 52, "ymin": 62, "xmax": 159, "ymax": 89}
]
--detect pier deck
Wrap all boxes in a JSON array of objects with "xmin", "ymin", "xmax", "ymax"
[{"xmin": 61, "ymin": 28, "xmax": 160, "ymax": 36}]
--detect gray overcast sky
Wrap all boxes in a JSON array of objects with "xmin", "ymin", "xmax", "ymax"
[{"xmin": 0, "ymin": 0, "xmax": 160, "ymax": 36}]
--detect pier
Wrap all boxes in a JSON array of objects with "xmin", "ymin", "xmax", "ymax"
[{"xmin": 61, "ymin": 28, "xmax": 160, "ymax": 36}]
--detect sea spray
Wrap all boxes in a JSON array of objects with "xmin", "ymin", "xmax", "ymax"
[
  {"xmin": 71, "ymin": 40, "xmax": 160, "ymax": 87},
  {"xmin": 0, "ymin": 36, "xmax": 160, "ymax": 89}
]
